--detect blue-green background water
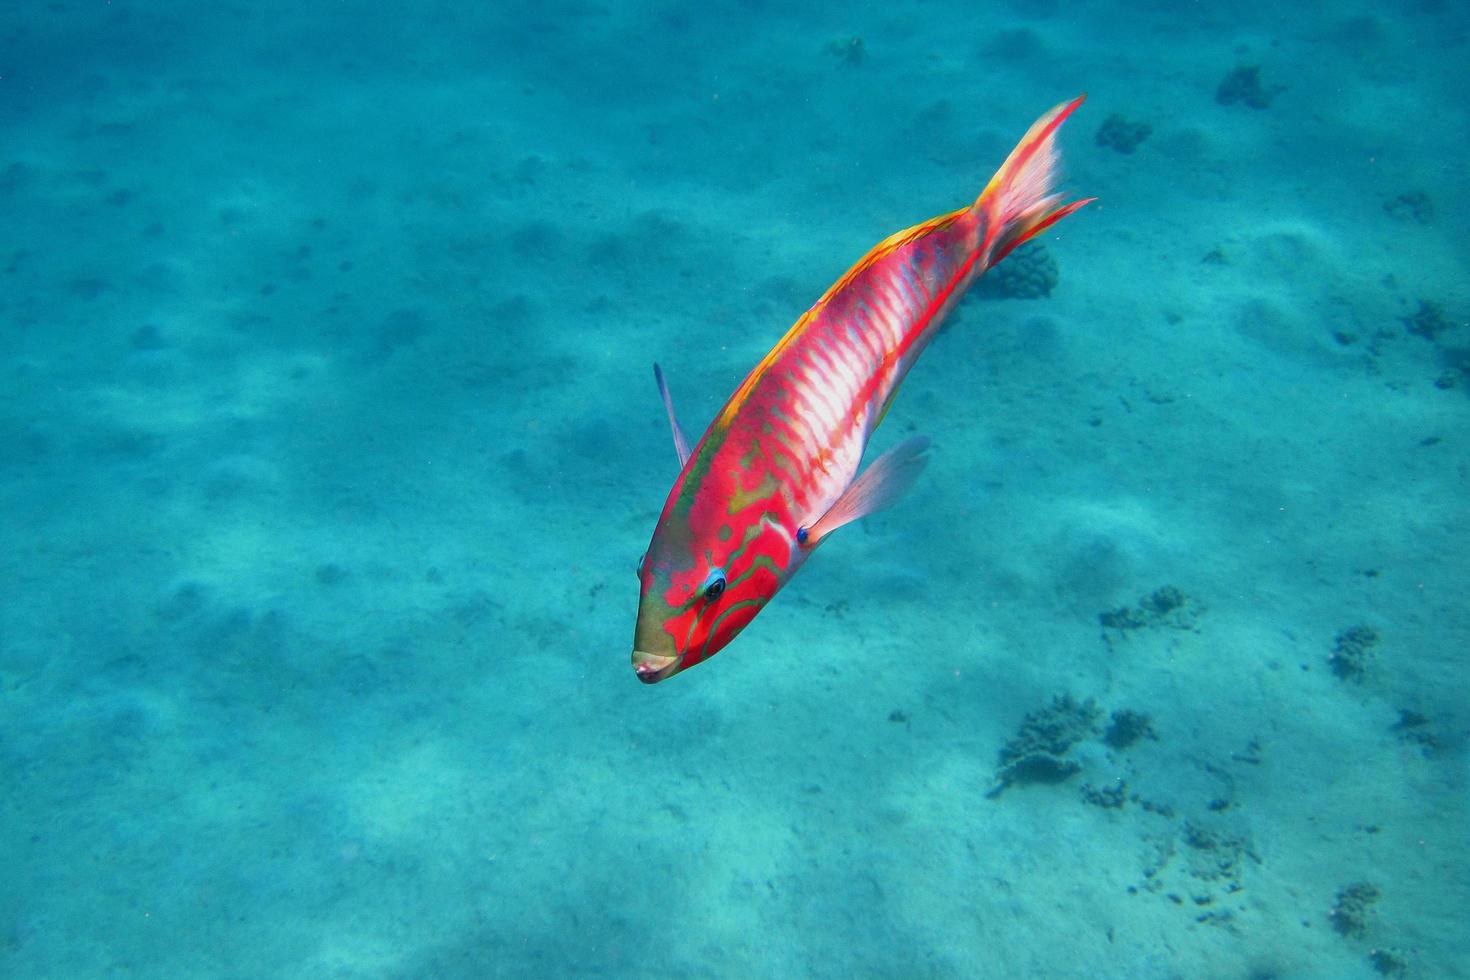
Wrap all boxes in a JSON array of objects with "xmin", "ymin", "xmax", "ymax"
[{"xmin": 2, "ymin": 2, "xmax": 1466, "ymax": 977}]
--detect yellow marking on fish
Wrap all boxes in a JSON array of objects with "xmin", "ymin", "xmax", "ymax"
[{"xmin": 715, "ymin": 208, "xmax": 967, "ymax": 429}]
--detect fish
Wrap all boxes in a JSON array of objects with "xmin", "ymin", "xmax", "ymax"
[{"xmin": 632, "ymin": 96, "xmax": 1093, "ymax": 684}]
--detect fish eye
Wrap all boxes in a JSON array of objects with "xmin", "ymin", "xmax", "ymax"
[{"xmin": 702, "ymin": 568, "xmax": 727, "ymax": 599}]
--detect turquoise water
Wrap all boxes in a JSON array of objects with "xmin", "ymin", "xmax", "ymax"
[{"xmin": 2, "ymin": 2, "xmax": 1466, "ymax": 977}]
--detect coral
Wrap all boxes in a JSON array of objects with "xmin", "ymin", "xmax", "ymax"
[
  {"xmin": 1138, "ymin": 820, "xmax": 1257, "ymax": 922},
  {"xmin": 1329, "ymin": 882, "xmax": 1380, "ymax": 939},
  {"xmin": 1329, "ymin": 625, "xmax": 1379, "ymax": 682},
  {"xmin": 1095, "ymin": 113, "xmax": 1152, "ymax": 154},
  {"xmin": 1081, "ymin": 780, "xmax": 1127, "ymax": 808},
  {"xmin": 990, "ymin": 694, "xmax": 1100, "ymax": 794},
  {"xmin": 1135, "ymin": 795, "xmax": 1175, "ymax": 819},
  {"xmin": 824, "ymin": 36, "xmax": 865, "ymax": 67},
  {"xmin": 1100, "ymin": 585, "xmax": 1200, "ymax": 633},
  {"xmin": 1391, "ymin": 709, "xmax": 1439, "ymax": 757},
  {"xmin": 1104, "ymin": 709, "xmax": 1156, "ymax": 749},
  {"xmin": 1002, "ymin": 753, "xmax": 1081, "ymax": 786},
  {"xmin": 1000, "ymin": 694, "xmax": 1101, "ymax": 761},
  {"xmin": 1141, "ymin": 586, "xmax": 1185, "ymax": 616},
  {"xmin": 1383, "ymin": 190, "xmax": 1433, "ymax": 224},
  {"xmin": 1182, "ymin": 821, "xmax": 1256, "ymax": 888},
  {"xmin": 1401, "ymin": 299, "xmax": 1452, "ymax": 341},
  {"xmin": 1099, "ymin": 606, "xmax": 1147, "ymax": 630},
  {"xmin": 1368, "ymin": 947, "xmax": 1408, "ymax": 976},
  {"xmin": 977, "ymin": 242, "xmax": 1058, "ymax": 299},
  {"xmin": 1216, "ymin": 65, "xmax": 1285, "ymax": 109}
]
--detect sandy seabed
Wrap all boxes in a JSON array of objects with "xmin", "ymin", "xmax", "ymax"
[{"xmin": 0, "ymin": 2, "xmax": 1465, "ymax": 977}]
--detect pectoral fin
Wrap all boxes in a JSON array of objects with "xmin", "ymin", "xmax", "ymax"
[
  {"xmin": 804, "ymin": 436, "xmax": 931, "ymax": 544},
  {"xmin": 653, "ymin": 363, "xmax": 691, "ymax": 469}
]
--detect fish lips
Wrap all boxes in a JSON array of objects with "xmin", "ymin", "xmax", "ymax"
[{"xmin": 631, "ymin": 648, "xmax": 681, "ymax": 684}]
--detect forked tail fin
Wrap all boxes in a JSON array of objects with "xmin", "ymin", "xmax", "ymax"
[{"xmin": 975, "ymin": 94, "xmax": 1094, "ymax": 267}]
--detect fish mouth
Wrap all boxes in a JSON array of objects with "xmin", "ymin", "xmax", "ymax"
[{"xmin": 631, "ymin": 649, "xmax": 680, "ymax": 684}]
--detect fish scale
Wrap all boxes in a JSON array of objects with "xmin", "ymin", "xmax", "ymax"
[{"xmin": 755, "ymin": 219, "xmax": 977, "ymax": 515}]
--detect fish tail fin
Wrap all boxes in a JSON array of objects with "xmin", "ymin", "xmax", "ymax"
[{"xmin": 974, "ymin": 94, "xmax": 1094, "ymax": 267}]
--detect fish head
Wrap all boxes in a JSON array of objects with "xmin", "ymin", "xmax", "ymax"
[{"xmin": 631, "ymin": 456, "xmax": 799, "ymax": 683}]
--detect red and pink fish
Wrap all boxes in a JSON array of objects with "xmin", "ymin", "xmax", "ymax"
[{"xmin": 633, "ymin": 96, "xmax": 1093, "ymax": 683}]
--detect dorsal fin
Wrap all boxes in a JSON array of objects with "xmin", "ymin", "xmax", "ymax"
[{"xmin": 653, "ymin": 363, "xmax": 690, "ymax": 469}]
